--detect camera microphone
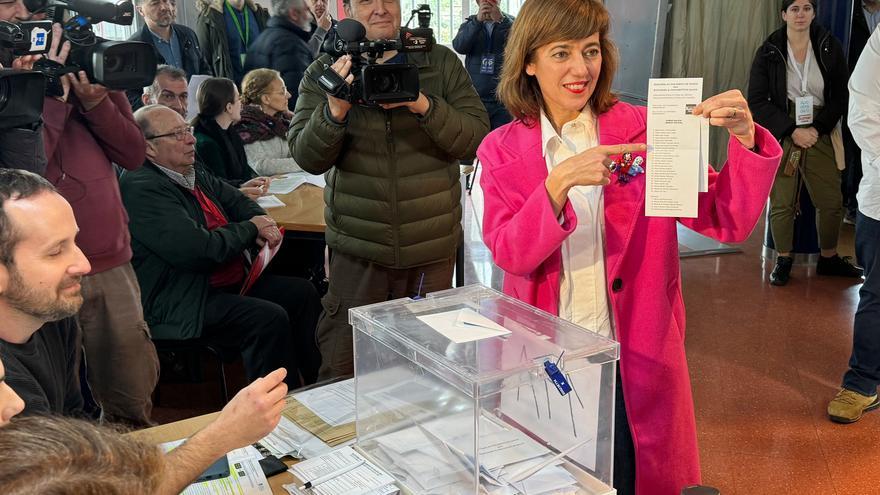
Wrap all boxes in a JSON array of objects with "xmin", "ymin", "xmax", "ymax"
[{"xmin": 336, "ymin": 18, "xmax": 366, "ymax": 43}]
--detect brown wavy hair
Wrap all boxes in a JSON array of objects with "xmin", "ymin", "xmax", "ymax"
[
  {"xmin": 497, "ymin": 0, "xmax": 619, "ymax": 126},
  {"xmin": 241, "ymin": 68, "xmax": 282, "ymax": 105},
  {"xmin": 0, "ymin": 416, "xmax": 165, "ymax": 494}
]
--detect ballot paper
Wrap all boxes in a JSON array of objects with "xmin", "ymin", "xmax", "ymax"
[
  {"xmin": 291, "ymin": 378, "xmax": 356, "ymax": 427},
  {"xmin": 160, "ymin": 440, "xmax": 270, "ymax": 495},
  {"xmin": 259, "ymin": 415, "xmax": 336, "ymax": 459},
  {"xmin": 417, "ymin": 308, "xmax": 511, "ymax": 343},
  {"xmin": 286, "ymin": 446, "xmax": 398, "ymax": 495},
  {"xmin": 365, "ymin": 412, "xmax": 582, "ymax": 494},
  {"xmin": 256, "ymin": 195, "xmax": 286, "ymax": 209},
  {"xmin": 646, "ymin": 77, "xmax": 708, "ymax": 218},
  {"xmin": 268, "ymin": 173, "xmax": 327, "ymax": 195}
]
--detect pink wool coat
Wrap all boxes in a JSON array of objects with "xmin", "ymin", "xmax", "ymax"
[{"xmin": 477, "ymin": 101, "xmax": 782, "ymax": 495}]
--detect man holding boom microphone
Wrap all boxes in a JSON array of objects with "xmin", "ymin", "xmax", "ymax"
[{"xmin": 290, "ymin": 0, "xmax": 489, "ymax": 380}]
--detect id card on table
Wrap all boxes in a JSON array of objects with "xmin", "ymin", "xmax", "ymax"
[{"xmin": 795, "ymin": 95, "xmax": 814, "ymax": 125}]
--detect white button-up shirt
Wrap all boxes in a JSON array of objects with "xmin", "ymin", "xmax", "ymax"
[
  {"xmin": 540, "ymin": 110, "xmax": 613, "ymax": 338},
  {"xmin": 849, "ymin": 26, "xmax": 880, "ymax": 221}
]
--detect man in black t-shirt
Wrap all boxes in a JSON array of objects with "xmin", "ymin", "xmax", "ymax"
[{"xmin": 0, "ymin": 170, "xmax": 92, "ymax": 416}]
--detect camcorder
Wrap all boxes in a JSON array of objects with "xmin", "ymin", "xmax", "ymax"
[
  {"xmin": 0, "ymin": 0, "xmax": 155, "ymax": 91},
  {"xmin": 318, "ymin": 4, "xmax": 435, "ymax": 106},
  {"xmin": 0, "ymin": 0, "xmax": 156, "ymax": 128}
]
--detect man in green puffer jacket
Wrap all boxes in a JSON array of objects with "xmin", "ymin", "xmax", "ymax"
[{"xmin": 289, "ymin": 0, "xmax": 489, "ymax": 380}]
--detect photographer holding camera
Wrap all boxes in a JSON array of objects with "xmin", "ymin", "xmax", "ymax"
[
  {"xmin": 35, "ymin": 22, "xmax": 160, "ymax": 427},
  {"xmin": 290, "ymin": 0, "xmax": 489, "ymax": 380},
  {"xmin": 0, "ymin": 0, "xmax": 47, "ymax": 174}
]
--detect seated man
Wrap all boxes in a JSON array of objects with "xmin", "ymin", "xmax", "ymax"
[
  {"xmin": 121, "ymin": 105, "xmax": 321, "ymax": 386},
  {"xmin": 0, "ymin": 169, "xmax": 91, "ymax": 416},
  {"xmin": 142, "ymin": 65, "xmax": 190, "ymax": 118}
]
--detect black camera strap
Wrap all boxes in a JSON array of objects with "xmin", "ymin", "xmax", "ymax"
[{"xmin": 32, "ymin": 57, "xmax": 78, "ymax": 97}]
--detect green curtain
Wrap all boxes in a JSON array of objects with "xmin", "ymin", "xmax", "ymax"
[{"xmin": 662, "ymin": 0, "xmax": 783, "ymax": 166}]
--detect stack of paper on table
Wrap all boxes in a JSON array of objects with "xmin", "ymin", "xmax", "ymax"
[
  {"xmin": 365, "ymin": 413, "xmax": 583, "ymax": 494},
  {"xmin": 268, "ymin": 173, "xmax": 327, "ymax": 195},
  {"xmin": 160, "ymin": 440, "xmax": 271, "ymax": 495},
  {"xmin": 259, "ymin": 415, "xmax": 342, "ymax": 460},
  {"xmin": 285, "ymin": 379, "xmax": 357, "ymax": 447},
  {"xmin": 284, "ymin": 446, "xmax": 398, "ymax": 495}
]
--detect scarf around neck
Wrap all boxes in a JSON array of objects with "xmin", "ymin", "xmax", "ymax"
[{"xmin": 235, "ymin": 104, "xmax": 291, "ymax": 145}]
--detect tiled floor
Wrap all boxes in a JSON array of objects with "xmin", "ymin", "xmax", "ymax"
[{"xmin": 153, "ymin": 176, "xmax": 875, "ymax": 495}]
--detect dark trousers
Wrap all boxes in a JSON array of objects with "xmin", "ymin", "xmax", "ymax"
[
  {"xmin": 614, "ymin": 365, "xmax": 637, "ymax": 495},
  {"xmin": 202, "ymin": 274, "xmax": 322, "ymax": 387},
  {"xmin": 843, "ymin": 212, "xmax": 880, "ymax": 396},
  {"xmin": 315, "ymin": 252, "xmax": 455, "ymax": 380}
]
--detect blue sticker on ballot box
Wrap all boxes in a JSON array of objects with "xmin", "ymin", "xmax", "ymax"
[{"xmin": 543, "ymin": 359, "xmax": 572, "ymax": 396}]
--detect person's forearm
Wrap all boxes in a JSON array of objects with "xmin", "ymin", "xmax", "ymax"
[
  {"xmin": 81, "ymin": 91, "xmax": 146, "ymax": 169},
  {"xmin": 157, "ymin": 423, "xmax": 229, "ymax": 495}
]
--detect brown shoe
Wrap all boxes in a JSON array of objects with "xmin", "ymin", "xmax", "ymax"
[{"xmin": 828, "ymin": 389, "xmax": 880, "ymax": 424}]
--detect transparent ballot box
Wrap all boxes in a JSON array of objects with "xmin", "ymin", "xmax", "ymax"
[{"xmin": 350, "ymin": 285, "xmax": 620, "ymax": 495}]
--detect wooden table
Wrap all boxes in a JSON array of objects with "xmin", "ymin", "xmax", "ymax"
[
  {"xmin": 130, "ymin": 412, "xmax": 297, "ymax": 494},
  {"xmin": 267, "ymin": 184, "xmax": 326, "ymax": 234}
]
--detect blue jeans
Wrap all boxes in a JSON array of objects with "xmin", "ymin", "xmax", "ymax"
[{"xmin": 843, "ymin": 212, "xmax": 880, "ymax": 395}]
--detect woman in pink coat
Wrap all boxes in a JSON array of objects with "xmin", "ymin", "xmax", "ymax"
[{"xmin": 477, "ymin": 0, "xmax": 782, "ymax": 493}]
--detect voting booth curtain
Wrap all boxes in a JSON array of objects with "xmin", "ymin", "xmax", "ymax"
[{"xmin": 662, "ymin": 0, "xmax": 781, "ymax": 167}]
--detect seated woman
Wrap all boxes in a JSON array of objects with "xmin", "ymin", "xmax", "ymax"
[
  {"xmin": 477, "ymin": 0, "xmax": 783, "ymax": 493},
  {"xmin": 193, "ymin": 77, "xmax": 271, "ymax": 197},
  {"xmin": 235, "ymin": 68, "xmax": 304, "ymax": 176}
]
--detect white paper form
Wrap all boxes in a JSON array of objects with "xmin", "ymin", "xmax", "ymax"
[
  {"xmin": 259, "ymin": 415, "xmax": 335, "ymax": 459},
  {"xmin": 417, "ymin": 308, "xmax": 511, "ymax": 343},
  {"xmin": 291, "ymin": 378, "xmax": 356, "ymax": 427},
  {"xmin": 256, "ymin": 195, "xmax": 286, "ymax": 209},
  {"xmin": 268, "ymin": 173, "xmax": 327, "ymax": 195},
  {"xmin": 160, "ymin": 440, "xmax": 271, "ymax": 495},
  {"xmin": 646, "ymin": 78, "xmax": 705, "ymax": 218},
  {"xmin": 288, "ymin": 446, "xmax": 397, "ymax": 495}
]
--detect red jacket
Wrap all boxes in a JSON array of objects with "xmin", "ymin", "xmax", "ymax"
[
  {"xmin": 477, "ymin": 101, "xmax": 782, "ymax": 495},
  {"xmin": 42, "ymin": 91, "xmax": 146, "ymax": 274}
]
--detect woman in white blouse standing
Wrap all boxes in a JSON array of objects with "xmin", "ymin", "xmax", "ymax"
[
  {"xmin": 748, "ymin": 0, "xmax": 861, "ymax": 285},
  {"xmin": 234, "ymin": 68, "xmax": 304, "ymax": 176}
]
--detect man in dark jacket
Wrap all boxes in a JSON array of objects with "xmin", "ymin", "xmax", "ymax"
[
  {"xmin": 305, "ymin": 0, "xmax": 336, "ymax": 57},
  {"xmin": 245, "ymin": 0, "xmax": 314, "ymax": 110},
  {"xmin": 128, "ymin": 0, "xmax": 212, "ymax": 110},
  {"xmin": 290, "ymin": 0, "xmax": 489, "ymax": 380},
  {"xmin": 196, "ymin": 0, "xmax": 270, "ymax": 84},
  {"xmin": 122, "ymin": 105, "xmax": 322, "ymax": 386},
  {"xmin": 452, "ymin": 0, "xmax": 513, "ymax": 130}
]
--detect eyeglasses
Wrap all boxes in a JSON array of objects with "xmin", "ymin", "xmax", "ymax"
[{"xmin": 146, "ymin": 125, "xmax": 194, "ymax": 141}]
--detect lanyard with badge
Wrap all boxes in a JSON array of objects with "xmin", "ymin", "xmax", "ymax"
[
  {"xmin": 225, "ymin": 0, "xmax": 250, "ymax": 66},
  {"xmin": 787, "ymin": 42, "xmax": 814, "ymax": 126},
  {"xmin": 480, "ymin": 22, "xmax": 495, "ymax": 75}
]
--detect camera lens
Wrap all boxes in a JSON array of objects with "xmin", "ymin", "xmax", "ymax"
[
  {"xmin": 103, "ymin": 54, "xmax": 123, "ymax": 73},
  {"xmin": 371, "ymin": 72, "xmax": 399, "ymax": 94}
]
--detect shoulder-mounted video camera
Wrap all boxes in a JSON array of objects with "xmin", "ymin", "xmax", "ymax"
[
  {"xmin": 0, "ymin": 0, "xmax": 156, "ymax": 93},
  {"xmin": 317, "ymin": 4, "xmax": 435, "ymax": 106}
]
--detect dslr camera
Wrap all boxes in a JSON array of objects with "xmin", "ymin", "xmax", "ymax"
[
  {"xmin": 318, "ymin": 4, "xmax": 435, "ymax": 106},
  {"xmin": 0, "ymin": 0, "xmax": 156, "ymax": 92}
]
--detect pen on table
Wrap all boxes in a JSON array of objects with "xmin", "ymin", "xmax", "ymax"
[{"xmin": 297, "ymin": 459, "xmax": 366, "ymax": 490}]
